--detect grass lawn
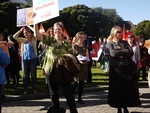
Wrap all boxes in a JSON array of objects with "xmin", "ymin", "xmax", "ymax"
[
  {"xmin": 5, "ymin": 62, "xmax": 109, "ymax": 95},
  {"xmin": 5, "ymin": 62, "xmax": 146, "ymax": 95}
]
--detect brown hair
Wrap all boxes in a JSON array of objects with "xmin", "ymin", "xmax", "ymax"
[
  {"xmin": 46, "ymin": 27, "xmax": 54, "ymax": 36},
  {"xmin": 127, "ymin": 34, "xmax": 136, "ymax": 45},
  {"xmin": 0, "ymin": 33, "xmax": 4, "ymax": 41},
  {"xmin": 72, "ymin": 31, "xmax": 85, "ymax": 44},
  {"xmin": 23, "ymin": 27, "xmax": 32, "ymax": 34}
]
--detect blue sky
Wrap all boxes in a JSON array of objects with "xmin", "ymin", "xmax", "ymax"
[{"xmin": 58, "ymin": 0, "xmax": 150, "ymax": 25}]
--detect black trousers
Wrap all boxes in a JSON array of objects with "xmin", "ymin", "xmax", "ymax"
[
  {"xmin": 50, "ymin": 81, "xmax": 78, "ymax": 113},
  {"xmin": 72, "ymin": 81, "xmax": 84, "ymax": 99}
]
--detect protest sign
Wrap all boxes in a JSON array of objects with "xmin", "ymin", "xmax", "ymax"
[
  {"xmin": 33, "ymin": 0, "xmax": 59, "ymax": 24},
  {"xmin": 17, "ymin": 8, "xmax": 26, "ymax": 27},
  {"xmin": 17, "ymin": 7, "xmax": 33, "ymax": 27},
  {"xmin": 16, "ymin": 0, "xmax": 59, "ymax": 26},
  {"xmin": 91, "ymin": 41, "xmax": 102, "ymax": 61},
  {"xmin": 26, "ymin": 7, "xmax": 34, "ymax": 25}
]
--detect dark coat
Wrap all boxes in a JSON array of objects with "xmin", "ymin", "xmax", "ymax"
[
  {"xmin": 49, "ymin": 54, "xmax": 81, "ymax": 83},
  {"xmin": 7, "ymin": 42, "xmax": 21, "ymax": 72},
  {"xmin": 106, "ymin": 40, "xmax": 141, "ymax": 107},
  {"xmin": 139, "ymin": 45, "xmax": 149, "ymax": 67}
]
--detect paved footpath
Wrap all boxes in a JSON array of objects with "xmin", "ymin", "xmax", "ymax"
[{"xmin": 2, "ymin": 85, "xmax": 150, "ymax": 113}]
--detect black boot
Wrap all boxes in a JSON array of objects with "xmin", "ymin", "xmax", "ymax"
[
  {"xmin": 45, "ymin": 83, "xmax": 49, "ymax": 93},
  {"xmin": 47, "ymin": 106, "xmax": 66, "ymax": 113},
  {"xmin": 117, "ymin": 107, "xmax": 122, "ymax": 113},
  {"xmin": 123, "ymin": 107, "xmax": 129, "ymax": 113},
  {"xmin": 78, "ymin": 98, "xmax": 85, "ymax": 104}
]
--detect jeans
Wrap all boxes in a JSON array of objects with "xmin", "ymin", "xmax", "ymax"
[
  {"xmin": 50, "ymin": 81, "xmax": 78, "ymax": 113},
  {"xmin": 22, "ymin": 58, "xmax": 37, "ymax": 91}
]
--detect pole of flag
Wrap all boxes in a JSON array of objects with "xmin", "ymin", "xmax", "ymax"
[{"xmin": 122, "ymin": 24, "xmax": 126, "ymax": 40}]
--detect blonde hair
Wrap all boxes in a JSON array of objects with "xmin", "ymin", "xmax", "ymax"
[
  {"xmin": 107, "ymin": 26, "xmax": 122, "ymax": 42},
  {"xmin": 72, "ymin": 31, "xmax": 85, "ymax": 44}
]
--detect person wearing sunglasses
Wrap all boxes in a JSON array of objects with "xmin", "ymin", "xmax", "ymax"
[{"xmin": 106, "ymin": 26, "xmax": 141, "ymax": 113}]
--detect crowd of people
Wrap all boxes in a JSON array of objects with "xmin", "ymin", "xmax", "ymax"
[{"xmin": 0, "ymin": 22, "xmax": 150, "ymax": 113}]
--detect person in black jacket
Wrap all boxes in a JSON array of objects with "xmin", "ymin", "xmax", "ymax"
[
  {"xmin": 138, "ymin": 38, "xmax": 149, "ymax": 80},
  {"xmin": 106, "ymin": 26, "xmax": 141, "ymax": 113},
  {"xmin": 7, "ymin": 35, "xmax": 21, "ymax": 88}
]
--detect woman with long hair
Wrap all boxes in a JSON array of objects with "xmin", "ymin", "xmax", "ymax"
[
  {"xmin": 106, "ymin": 26, "xmax": 141, "ymax": 113},
  {"xmin": 7, "ymin": 35, "xmax": 21, "ymax": 88},
  {"xmin": 13, "ymin": 26, "xmax": 37, "ymax": 95},
  {"xmin": 72, "ymin": 31, "xmax": 89, "ymax": 104}
]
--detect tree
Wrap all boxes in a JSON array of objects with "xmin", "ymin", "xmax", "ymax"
[
  {"xmin": 43, "ymin": 5, "xmax": 116, "ymax": 39},
  {"xmin": 132, "ymin": 20, "xmax": 150, "ymax": 40},
  {"xmin": 0, "ymin": 0, "xmax": 9, "ymax": 3},
  {"xmin": 102, "ymin": 9, "xmax": 123, "ymax": 23},
  {"xmin": 93, "ymin": 7, "xmax": 103, "ymax": 13},
  {"xmin": 0, "ymin": 2, "xmax": 129, "ymax": 41},
  {"xmin": 115, "ymin": 21, "xmax": 131, "ymax": 30},
  {"xmin": 0, "ymin": 2, "xmax": 17, "ymax": 39}
]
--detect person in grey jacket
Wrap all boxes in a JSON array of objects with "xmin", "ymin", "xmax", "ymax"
[{"xmin": 106, "ymin": 26, "xmax": 141, "ymax": 113}]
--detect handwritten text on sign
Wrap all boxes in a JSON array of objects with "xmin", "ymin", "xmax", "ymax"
[
  {"xmin": 33, "ymin": 0, "xmax": 59, "ymax": 24},
  {"xmin": 17, "ymin": 7, "xmax": 33, "ymax": 27}
]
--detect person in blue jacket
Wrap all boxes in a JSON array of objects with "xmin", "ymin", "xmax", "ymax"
[{"xmin": 0, "ymin": 47, "xmax": 10, "ymax": 113}]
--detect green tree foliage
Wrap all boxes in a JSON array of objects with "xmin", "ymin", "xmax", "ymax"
[
  {"xmin": 93, "ymin": 7, "xmax": 103, "ymax": 13},
  {"xmin": 132, "ymin": 20, "xmax": 150, "ymax": 40},
  {"xmin": 0, "ymin": 2, "xmax": 17, "ymax": 39},
  {"xmin": 102, "ymin": 9, "xmax": 123, "ymax": 23},
  {"xmin": 20, "ymin": 4, "xmax": 32, "ymax": 8},
  {"xmin": 116, "ymin": 21, "xmax": 131, "ymax": 30},
  {"xmin": 0, "ymin": 2, "xmax": 141, "ymax": 40},
  {"xmin": 60, "ymin": 4, "xmax": 96, "ymax": 37},
  {"xmin": 44, "ymin": 5, "xmax": 116, "ymax": 39},
  {"xmin": 0, "ymin": 0, "xmax": 9, "ymax": 3}
]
